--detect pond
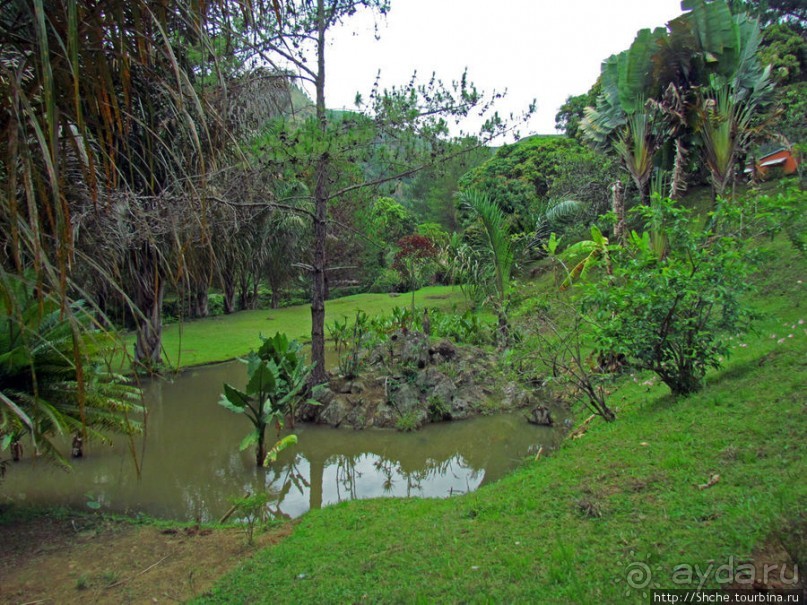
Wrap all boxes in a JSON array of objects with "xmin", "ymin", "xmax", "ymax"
[{"xmin": 1, "ymin": 360, "xmax": 566, "ymax": 522}]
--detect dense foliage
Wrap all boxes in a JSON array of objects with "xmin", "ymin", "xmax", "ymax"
[
  {"xmin": 328, "ymin": 305, "xmax": 496, "ymax": 379},
  {"xmin": 554, "ymin": 80, "xmax": 602, "ymax": 142},
  {"xmin": 458, "ymin": 136, "xmax": 618, "ymax": 233},
  {"xmin": 582, "ymin": 198, "xmax": 756, "ymax": 395}
]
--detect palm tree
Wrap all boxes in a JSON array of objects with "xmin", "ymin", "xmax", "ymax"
[
  {"xmin": 612, "ymin": 111, "xmax": 664, "ymax": 206},
  {"xmin": 1, "ymin": 2, "xmax": 289, "ymax": 369},
  {"xmin": 1, "ymin": 274, "xmax": 143, "ymax": 467},
  {"xmin": 458, "ymin": 189, "xmax": 513, "ymax": 343},
  {"xmin": 696, "ymin": 78, "xmax": 774, "ymax": 200},
  {"xmin": 581, "ymin": 1, "xmax": 773, "ymax": 204},
  {"xmin": 580, "ymin": 28, "xmax": 666, "ymax": 205}
]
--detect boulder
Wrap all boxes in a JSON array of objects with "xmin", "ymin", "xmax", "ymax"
[
  {"xmin": 415, "ymin": 367, "xmax": 447, "ymax": 391},
  {"xmin": 333, "ymin": 378, "xmax": 366, "ymax": 394},
  {"xmin": 390, "ymin": 382, "xmax": 421, "ymax": 415},
  {"xmin": 345, "ymin": 403, "xmax": 369, "ymax": 430},
  {"xmin": 400, "ymin": 332, "xmax": 430, "ymax": 369},
  {"xmin": 372, "ymin": 402, "xmax": 400, "ymax": 429},
  {"xmin": 316, "ymin": 329, "xmax": 556, "ymax": 431},
  {"xmin": 429, "ymin": 339, "xmax": 457, "ymax": 362},
  {"xmin": 527, "ymin": 405, "xmax": 553, "ymax": 426},
  {"xmin": 296, "ymin": 386, "xmax": 334, "ymax": 422},
  {"xmin": 431, "ymin": 376, "xmax": 457, "ymax": 407},
  {"xmin": 502, "ymin": 384, "xmax": 533, "ymax": 409},
  {"xmin": 347, "ymin": 380, "xmax": 365, "ymax": 393},
  {"xmin": 450, "ymin": 397, "xmax": 471, "ymax": 420},
  {"xmin": 319, "ymin": 394, "xmax": 352, "ymax": 427}
]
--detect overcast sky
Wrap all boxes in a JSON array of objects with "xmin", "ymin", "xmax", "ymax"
[{"xmin": 320, "ymin": 0, "xmax": 685, "ymax": 140}]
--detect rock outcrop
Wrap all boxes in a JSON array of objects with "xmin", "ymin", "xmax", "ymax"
[{"xmin": 300, "ymin": 332, "xmax": 541, "ymax": 431}]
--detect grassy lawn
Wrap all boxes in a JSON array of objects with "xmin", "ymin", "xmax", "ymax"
[
  {"xmin": 193, "ymin": 237, "xmax": 806, "ymax": 603},
  {"xmin": 116, "ymin": 286, "xmax": 467, "ymax": 369}
]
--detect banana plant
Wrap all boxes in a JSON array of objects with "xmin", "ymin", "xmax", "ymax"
[
  {"xmin": 696, "ymin": 76, "xmax": 773, "ymax": 200},
  {"xmin": 557, "ymin": 225, "xmax": 614, "ymax": 290},
  {"xmin": 219, "ymin": 333, "xmax": 315, "ymax": 467}
]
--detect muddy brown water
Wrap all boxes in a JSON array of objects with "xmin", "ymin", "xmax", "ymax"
[{"xmin": 1, "ymin": 360, "xmax": 565, "ymax": 522}]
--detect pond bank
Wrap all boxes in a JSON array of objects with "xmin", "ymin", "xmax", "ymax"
[
  {"xmin": 0, "ymin": 508, "xmax": 292, "ymax": 605},
  {"xmin": 119, "ymin": 286, "xmax": 467, "ymax": 371}
]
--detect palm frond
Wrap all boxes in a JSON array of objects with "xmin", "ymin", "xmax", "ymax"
[
  {"xmin": 544, "ymin": 199, "xmax": 586, "ymax": 224},
  {"xmin": 458, "ymin": 189, "xmax": 513, "ymax": 302}
]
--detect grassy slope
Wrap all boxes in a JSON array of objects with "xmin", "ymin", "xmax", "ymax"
[
  {"xmin": 195, "ymin": 236, "xmax": 806, "ymax": 604},
  {"xmin": 121, "ymin": 286, "xmax": 465, "ymax": 369}
]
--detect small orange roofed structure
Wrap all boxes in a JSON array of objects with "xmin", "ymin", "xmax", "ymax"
[{"xmin": 745, "ymin": 147, "xmax": 800, "ymax": 179}]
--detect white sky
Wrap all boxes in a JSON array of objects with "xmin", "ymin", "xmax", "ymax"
[{"xmin": 321, "ymin": 0, "xmax": 685, "ymax": 140}]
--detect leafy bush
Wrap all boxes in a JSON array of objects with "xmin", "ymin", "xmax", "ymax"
[
  {"xmin": 427, "ymin": 395, "xmax": 450, "ymax": 422},
  {"xmin": 327, "ymin": 306, "xmax": 495, "ymax": 380},
  {"xmin": 208, "ymin": 293, "xmax": 225, "ymax": 316},
  {"xmin": 752, "ymin": 185, "xmax": 807, "ymax": 255},
  {"xmin": 395, "ymin": 410, "xmax": 421, "ymax": 432},
  {"xmin": 368, "ymin": 268, "xmax": 405, "ymax": 293},
  {"xmin": 709, "ymin": 183, "xmax": 806, "ymax": 254},
  {"xmin": 529, "ymin": 306, "xmax": 617, "ymax": 421},
  {"xmin": 448, "ymin": 243, "xmax": 491, "ymax": 309},
  {"xmin": 416, "ymin": 222, "xmax": 450, "ymax": 246},
  {"xmin": 458, "ymin": 136, "xmax": 602, "ymax": 232},
  {"xmin": 428, "ymin": 309, "xmax": 495, "ymax": 345},
  {"xmin": 231, "ymin": 492, "xmax": 270, "ymax": 545},
  {"xmin": 582, "ymin": 197, "xmax": 756, "ymax": 396}
]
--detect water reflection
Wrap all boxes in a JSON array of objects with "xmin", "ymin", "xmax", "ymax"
[{"xmin": 1, "ymin": 360, "xmax": 564, "ymax": 522}]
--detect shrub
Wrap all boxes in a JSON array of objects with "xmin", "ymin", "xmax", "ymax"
[
  {"xmin": 530, "ymin": 307, "xmax": 617, "ymax": 421},
  {"xmin": 396, "ymin": 410, "xmax": 421, "ymax": 432},
  {"xmin": 582, "ymin": 197, "xmax": 756, "ymax": 396},
  {"xmin": 231, "ymin": 492, "xmax": 270, "ymax": 545},
  {"xmin": 329, "ymin": 310, "xmax": 369, "ymax": 379},
  {"xmin": 428, "ymin": 309, "xmax": 494, "ymax": 346},
  {"xmin": 427, "ymin": 396, "xmax": 450, "ymax": 422},
  {"xmin": 369, "ymin": 268, "xmax": 405, "ymax": 293}
]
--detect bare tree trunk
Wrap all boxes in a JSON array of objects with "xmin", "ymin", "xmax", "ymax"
[
  {"xmin": 238, "ymin": 273, "xmax": 250, "ymax": 311},
  {"xmin": 496, "ymin": 309, "xmax": 509, "ymax": 348},
  {"xmin": 193, "ymin": 288, "xmax": 209, "ymax": 318},
  {"xmin": 133, "ymin": 248, "xmax": 165, "ymax": 369},
  {"xmin": 95, "ymin": 282, "xmax": 113, "ymax": 329},
  {"xmin": 310, "ymin": 0, "xmax": 329, "ymax": 385},
  {"xmin": 637, "ymin": 176, "xmax": 649, "ymax": 207},
  {"xmin": 669, "ymin": 140, "xmax": 688, "ymax": 201},
  {"xmin": 223, "ymin": 275, "xmax": 236, "ymax": 314},
  {"xmin": 251, "ymin": 277, "xmax": 259, "ymax": 310},
  {"xmin": 611, "ymin": 179, "xmax": 626, "ymax": 245}
]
